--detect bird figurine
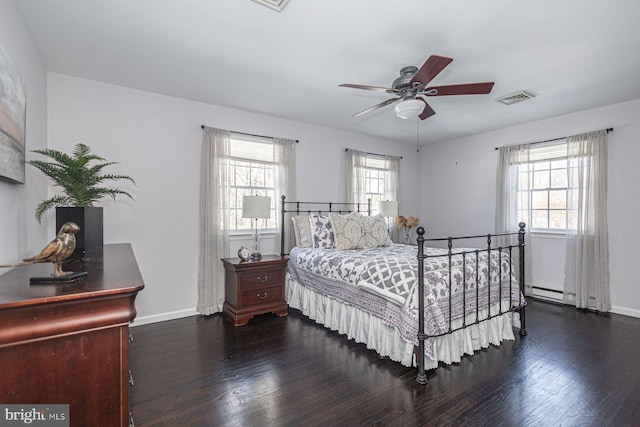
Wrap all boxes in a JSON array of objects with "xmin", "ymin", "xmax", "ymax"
[{"xmin": 0, "ymin": 222, "xmax": 80, "ymax": 277}]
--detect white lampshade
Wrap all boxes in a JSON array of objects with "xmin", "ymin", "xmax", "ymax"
[
  {"xmin": 394, "ymin": 99, "xmax": 425, "ymax": 119},
  {"xmin": 378, "ymin": 200, "xmax": 399, "ymax": 217},
  {"xmin": 242, "ymin": 196, "xmax": 271, "ymax": 219}
]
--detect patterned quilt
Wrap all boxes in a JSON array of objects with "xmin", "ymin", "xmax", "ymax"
[{"xmin": 287, "ymin": 243, "xmax": 523, "ymax": 355}]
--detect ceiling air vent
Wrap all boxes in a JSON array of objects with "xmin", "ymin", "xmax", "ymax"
[
  {"xmin": 251, "ymin": 0, "xmax": 291, "ymax": 11},
  {"xmin": 496, "ymin": 90, "xmax": 536, "ymax": 105}
]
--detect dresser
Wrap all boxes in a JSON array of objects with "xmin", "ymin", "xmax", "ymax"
[
  {"xmin": 221, "ymin": 255, "xmax": 288, "ymax": 326},
  {"xmin": 0, "ymin": 244, "xmax": 144, "ymax": 427}
]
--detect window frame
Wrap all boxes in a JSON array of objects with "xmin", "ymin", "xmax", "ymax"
[
  {"xmin": 227, "ymin": 135, "xmax": 278, "ymax": 235},
  {"xmin": 513, "ymin": 140, "xmax": 580, "ymax": 234}
]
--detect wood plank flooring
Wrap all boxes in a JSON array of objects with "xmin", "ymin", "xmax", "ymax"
[{"xmin": 129, "ymin": 299, "xmax": 640, "ymax": 426}]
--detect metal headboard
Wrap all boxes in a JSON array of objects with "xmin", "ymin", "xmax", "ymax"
[{"xmin": 279, "ymin": 195, "xmax": 371, "ymax": 257}]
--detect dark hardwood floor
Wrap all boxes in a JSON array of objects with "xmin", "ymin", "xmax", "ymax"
[{"xmin": 130, "ymin": 299, "xmax": 640, "ymax": 426}]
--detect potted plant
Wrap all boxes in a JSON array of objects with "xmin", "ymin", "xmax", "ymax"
[{"xmin": 28, "ymin": 143, "xmax": 135, "ymax": 259}]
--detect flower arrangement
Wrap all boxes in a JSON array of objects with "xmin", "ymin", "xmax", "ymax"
[{"xmin": 397, "ymin": 215, "xmax": 421, "ymax": 243}]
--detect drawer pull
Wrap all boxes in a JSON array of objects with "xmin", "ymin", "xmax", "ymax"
[
  {"xmin": 129, "ymin": 370, "xmax": 134, "ymax": 386},
  {"xmin": 257, "ymin": 275, "xmax": 268, "ymax": 283},
  {"xmin": 256, "ymin": 292, "xmax": 268, "ymax": 300}
]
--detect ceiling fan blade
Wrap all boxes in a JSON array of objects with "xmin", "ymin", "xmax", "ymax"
[
  {"xmin": 425, "ymin": 82, "xmax": 495, "ymax": 96},
  {"xmin": 353, "ymin": 97, "xmax": 400, "ymax": 117},
  {"xmin": 339, "ymin": 83, "xmax": 396, "ymax": 93},
  {"xmin": 409, "ymin": 55, "xmax": 453, "ymax": 87},
  {"xmin": 418, "ymin": 98, "xmax": 436, "ymax": 120}
]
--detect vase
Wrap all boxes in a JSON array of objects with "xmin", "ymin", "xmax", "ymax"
[
  {"xmin": 403, "ymin": 227, "xmax": 412, "ymax": 244},
  {"xmin": 56, "ymin": 207, "xmax": 103, "ymax": 260}
]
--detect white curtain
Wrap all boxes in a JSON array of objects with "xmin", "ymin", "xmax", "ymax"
[
  {"xmin": 273, "ymin": 137, "xmax": 297, "ymax": 255},
  {"xmin": 346, "ymin": 149, "xmax": 401, "ymax": 212},
  {"xmin": 495, "ymin": 144, "xmax": 533, "ymax": 295},
  {"xmin": 197, "ymin": 127, "xmax": 231, "ymax": 315},
  {"xmin": 563, "ymin": 130, "xmax": 610, "ymax": 312}
]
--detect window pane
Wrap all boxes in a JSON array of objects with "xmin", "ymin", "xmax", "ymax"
[
  {"xmin": 533, "ymin": 170, "xmax": 549, "ymax": 189},
  {"xmin": 549, "ymin": 190, "xmax": 567, "ymax": 209},
  {"xmin": 549, "ymin": 210, "xmax": 567, "ymax": 229},
  {"xmin": 532, "ymin": 210, "xmax": 548, "ymax": 228},
  {"xmin": 550, "ymin": 169, "xmax": 567, "ymax": 188},
  {"xmin": 236, "ymin": 165, "xmax": 249, "ymax": 187},
  {"xmin": 531, "ymin": 191, "xmax": 548, "ymax": 209}
]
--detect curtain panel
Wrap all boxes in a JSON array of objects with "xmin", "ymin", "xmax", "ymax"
[
  {"xmin": 273, "ymin": 137, "xmax": 297, "ymax": 255},
  {"xmin": 495, "ymin": 144, "xmax": 533, "ymax": 295},
  {"xmin": 563, "ymin": 130, "xmax": 610, "ymax": 312},
  {"xmin": 197, "ymin": 127, "xmax": 231, "ymax": 315}
]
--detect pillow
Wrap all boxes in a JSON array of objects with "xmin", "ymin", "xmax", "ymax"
[
  {"xmin": 291, "ymin": 215, "xmax": 313, "ymax": 247},
  {"xmin": 310, "ymin": 214, "xmax": 335, "ymax": 249},
  {"xmin": 329, "ymin": 212, "xmax": 364, "ymax": 251},
  {"xmin": 360, "ymin": 213, "xmax": 392, "ymax": 248}
]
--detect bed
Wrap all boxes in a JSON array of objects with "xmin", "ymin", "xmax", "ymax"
[{"xmin": 280, "ymin": 196, "xmax": 527, "ymax": 384}]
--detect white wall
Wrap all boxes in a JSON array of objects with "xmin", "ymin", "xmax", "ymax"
[
  {"xmin": 0, "ymin": 0, "xmax": 48, "ymax": 265},
  {"xmin": 47, "ymin": 73, "xmax": 421, "ymax": 323},
  {"xmin": 420, "ymin": 99, "xmax": 640, "ymax": 317}
]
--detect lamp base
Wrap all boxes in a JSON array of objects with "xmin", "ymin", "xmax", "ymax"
[{"xmin": 250, "ymin": 252, "xmax": 263, "ymax": 261}]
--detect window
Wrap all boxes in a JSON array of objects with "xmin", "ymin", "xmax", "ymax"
[
  {"xmin": 347, "ymin": 150, "xmax": 400, "ymax": 215},
  {"xmin": 228, "ymin": 136, "xmax": 277, "ymax": 232},
  {"xmin": 513, "ymin": 141, "xmax": 578, "ymax": 231},
  {"xmin": 361, "ymin": 156, "xmax": 389, "ymax": 215}
]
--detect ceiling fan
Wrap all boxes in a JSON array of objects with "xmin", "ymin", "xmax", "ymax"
[{"xmin": 339, "ymin": 54, "xmax": 494, "ymax": 120}]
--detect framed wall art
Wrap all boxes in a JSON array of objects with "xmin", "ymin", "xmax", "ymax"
[{"xmin": 0, "ymin": 43, "xmax": 26, "ymax": 184}]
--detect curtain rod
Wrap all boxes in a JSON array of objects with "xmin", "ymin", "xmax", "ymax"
[
  {"xmin": 200, "ymin": 125, "xmax": 298, "ymax": 143},
  {"xmin": 494, "ymin": 127, "xmax": 613, "ymax": 150},
  {"xmin": 344, "ymin": 148, "xmax": 403, "ymax": 159}
]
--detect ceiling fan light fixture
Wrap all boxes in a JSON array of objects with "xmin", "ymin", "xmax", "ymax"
[{"xmin": 394, "ymin": 99, "xmax": 424, "ymax": 119}]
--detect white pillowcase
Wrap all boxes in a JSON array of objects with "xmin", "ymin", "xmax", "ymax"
[{"xmin": 291, "ymin": 215, "xmax": 313, "ymax": 247}]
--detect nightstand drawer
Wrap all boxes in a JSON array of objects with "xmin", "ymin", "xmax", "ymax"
[
  {"xmin": 240, "ymin": 269, "xmax": 282, "ymax": 289},
  {"xmin": 241, "ymin": 285, "xmax": 283, "ymax": 307}
]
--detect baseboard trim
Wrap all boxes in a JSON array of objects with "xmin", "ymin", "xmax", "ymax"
[
  {"xmin": 131, "ymin": 308, "xmax": 199, "ymax": 327},
  {"xmin": 530, "ymin": 286, "xmax": 639, "ymax": 319},
  {"xmin": 610, "ymin": 305, "xmax": 640, "ymax": 319}
]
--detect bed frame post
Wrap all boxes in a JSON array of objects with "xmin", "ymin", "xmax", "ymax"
[
  {"xmin": 280, "ymin": 195, "xmax": 286, "ymax": 258},
  {"xmin": 415, "ymin": 226, "xmax": 428, "ymax": 384},
  {"xmin": 518, "ymin": 222, "xmax": 527, "ymax": 336}
]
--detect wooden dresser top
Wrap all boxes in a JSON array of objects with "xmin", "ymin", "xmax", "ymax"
[{"xmin": 0, "ymin": 243, "xmax": 145, "ymax": 310}]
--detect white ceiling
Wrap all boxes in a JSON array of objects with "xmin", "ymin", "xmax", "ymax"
[{"xmin": 17, "ymin": 0, "xmax": 640, "ymax": 145}]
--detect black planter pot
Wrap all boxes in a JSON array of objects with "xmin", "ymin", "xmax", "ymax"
[{"xmin": 56, "ymin": 207, "xmax": 103, "ymax": 260}]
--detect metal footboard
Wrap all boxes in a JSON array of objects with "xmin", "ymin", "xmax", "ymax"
[{"xmin": 415, "ymin": 223, "xmax": 527, "ymax": 384}]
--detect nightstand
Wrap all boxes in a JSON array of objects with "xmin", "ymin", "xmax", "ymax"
[{"xmin": 221, "ymin": 255, "xmax": 289, "ymax": 326}]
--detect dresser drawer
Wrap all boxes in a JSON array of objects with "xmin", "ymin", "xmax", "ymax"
[
  {"xmin": 240, "ymin": 268, "xmax": 283, "ymax": 290},
  {"xmin": 240, "ymin": 285, "xmax": 283, "ymax": 307}
]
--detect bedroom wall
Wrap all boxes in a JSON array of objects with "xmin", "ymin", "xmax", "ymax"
[
  {"xmin": 420, "ymin": 98, "xmax": 640, "ymax": 318},
  {"xmin": 46, "ymin": 72, "xmax": 421, "ymax": 323},
  {"xmin": 0, "ymin": 0, "xmax": 48, "ymax": 267}
]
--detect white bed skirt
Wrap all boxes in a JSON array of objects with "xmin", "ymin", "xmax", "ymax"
[{"xmin": 286, "ymin": 275, "xmax": 520, "ymax": 370}]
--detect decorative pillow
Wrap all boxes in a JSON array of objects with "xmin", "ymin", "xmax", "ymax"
[
  {"xmin": 329, "ymin": 212, "xmax": 364, "ymax": 251},
  {"xmin": 360, "ymin": 213, "xmax": 392, "ymax": 248},
  {"xmin": 310, "ymin": 214, "xmax": 335, "ymax": 249},
  {"xmin": 291, "ymin": 216, "xmax": 313, "ymax": 247}
]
